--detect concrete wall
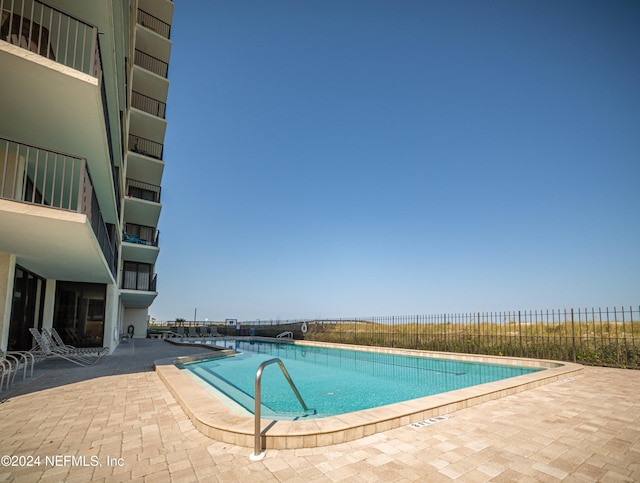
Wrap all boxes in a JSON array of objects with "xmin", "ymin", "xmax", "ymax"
[
  {"xmin": 102, "ymin": 283, "xmax": 119, "ymax": 353},
  {"xmin": 124, "ymin": 308, "xmax": 149, "ymax": 339},
  {"xmin": 0, "ymin": 253, "xmax": 16, "ymax": 351}
]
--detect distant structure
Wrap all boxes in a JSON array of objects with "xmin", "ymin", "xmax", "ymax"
[{"xmin": 0, "ymin": 0, "xmax": 174, "ymax": 351}]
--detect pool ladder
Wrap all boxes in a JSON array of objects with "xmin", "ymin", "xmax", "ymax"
[{"xmin": 250, "ymin": 358, "xmax": 314, "ymax": 460}]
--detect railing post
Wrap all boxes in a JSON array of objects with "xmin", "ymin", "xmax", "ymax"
[{"xmin": 250, "ymin": 358, "xmax": 310, "ymax": 461}]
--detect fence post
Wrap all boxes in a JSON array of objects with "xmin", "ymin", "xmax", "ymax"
[
  {"xmin": 518, "ymin": 311, "xmax": 522, "ymax": 357},
  {"xmin": 571, "ymin": 308, "xmax": 577, "ymax": 362},
  {"xmin": 621, "ymin": 307, "xmax": 628, "ymax": 367},
  {"xmin": 391, "ymin": 316, "xmax": 395, "ymax": 348}
]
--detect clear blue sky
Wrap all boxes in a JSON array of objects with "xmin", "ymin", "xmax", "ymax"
[{"xmin": 151, "ymin": 0, "xmax": 640, "ymax": 322}]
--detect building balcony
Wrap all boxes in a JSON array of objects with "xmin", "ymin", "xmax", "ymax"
[
  {"xmin": 134, "ymin": 48, "xmax": 168, "ymax": 78},
  {"xmin": 120, "ymin": 262, "xmax": 157, "ymax": 308},
  {"xmin": 127, "ymin": 134, "xmax": 164, "ymax": 190},
  {"xmin": 126, "ymin": 178, "xmax": 161, "ymax": 203},
  {"xmin": 1, "ymin": 0, "xmax": 102, "ymax": 77},
  {"xmin": 0, "ymin": 136, "xmax": 116, "ymax": 281},
  {"xmin": 123, "ymin": 223, "xmax": 159, "ymax": 247},
  {"xmin": 137, "ymin": 9, "xmax": 171, "ymax": 39},
  {"xmin": 132, "ymin": 62, "xmax": 169, "ymax": 112},
  {"xmin": 122, "ymin": 223, "xmax": 159, "ymax": 265},
  {"xmin": 122, "ymin": 270, "xmax": 157, "ymax": 292},
  {"xmin": 127, "ymin": 149, "xmax": 163, "ymax": 191},
  {"xmin": 138, "ymin": 0, "xmax": 174, "ymax": 37},
  {"xmin": 124, "ymin": 178, "xmax": 161, "ymax": 227},
  {"xmin": 132, "ymin": 91, "xmax": 166, "ymax": 119},
  {"xmin": 129, "ymin": 133, "xmax": 163, "ymax": 161},
  {"xmin": 0, "ymin": 0, "xmax": 118, "ymax": 226},
  {"xmin": 129, "ymin": 109, "xmax": 167, "ymax": 162}
]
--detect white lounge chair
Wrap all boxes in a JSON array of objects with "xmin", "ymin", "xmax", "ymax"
[
  {"xmin": 49, "ymin": 328, "xmax": 108, "ymax": 357},
  {"xmin": 29, "ymin": 328, "xmax": 105, "ymax": 366}
]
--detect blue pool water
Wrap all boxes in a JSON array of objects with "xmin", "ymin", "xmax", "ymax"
[{"xmin": 180, "ymin": 340, "xmax": 542, "ymax": 420}]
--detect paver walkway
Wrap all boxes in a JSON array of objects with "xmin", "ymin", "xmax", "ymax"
[{"xmin": 0, "ymin": 339, "xmax": 638, "ymax": 482}]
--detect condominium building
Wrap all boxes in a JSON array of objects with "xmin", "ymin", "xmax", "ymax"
[{"xmin": 0, "ymin": 0, "xmax": 173, "ymax": 352}]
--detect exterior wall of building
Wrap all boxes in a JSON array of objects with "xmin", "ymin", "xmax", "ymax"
[
  {"xmin": 0, "ymin": 254, "xmax": 16, "ymax": 350},
  {"xmin": 41, "ymin": 279, "xmax": 56, "ymax": 331},
  {"xmin": 0, "ymin": 0, "xmax": 172, "ymax": 353},
  {"xmin": 124, "ymin": 308, "xmax": 151, "ymax": 339}
]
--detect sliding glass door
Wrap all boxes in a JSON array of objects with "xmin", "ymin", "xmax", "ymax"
[{"xmin": 9, "ymin": 266, "xmax": 45, "ymax": 351}]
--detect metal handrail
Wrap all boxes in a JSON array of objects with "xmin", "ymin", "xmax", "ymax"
[
  {"xmin": 250, "ymin": 358, "xmax": 310, "ymax": 460},
  {"xmin": 276, "ymin": 331, "xmax": 293, "ymax": 339}
]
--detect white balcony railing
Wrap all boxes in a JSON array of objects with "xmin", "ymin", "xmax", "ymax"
[
  {"xmin": 0, "ymin": 0, "xmax": 101, "ymax": 77},
  {"xmin": 0, "ymin": 136, "xmax": 116, "ymax": 276}
]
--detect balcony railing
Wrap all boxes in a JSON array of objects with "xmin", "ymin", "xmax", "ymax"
[
  {"xmin": 1, "ymin": 0, "xmax": 118, "ymax": 208},
  {"xmin": 126, "ymin": 178, "xmax": 161, "ymax": 203},
  {"xmin": 134, "ymin": 49, "xmax": 168, "ymax": 78},
  {"xmin": 0, "ymin": 136, "xmax": 116, "ymax": 276},
  {"xmin": 0, "ymin": 0, "xmax": 101, "ymax": 77},
  {"xmin": 137, "ymin": 9, "xmax": 171, "ymax": 39},
  {"xmin": 132, "ymin": 91, "xmax": 166, "ymax": 119},
  {"xmin": 123, "ymin": 223, "xmax": 159, "ymax": 247},
  {"xmin": 129, "ymin": 133, "xmax": 163, "ymax": 160},
  {"xmin": 122, "ymin": 265, "xmax": 157, "ymax": 292}
]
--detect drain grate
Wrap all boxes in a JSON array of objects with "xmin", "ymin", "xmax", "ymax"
[{"xmin": 409, "ymin": 414, "xmax": 452, "ymax": 429}]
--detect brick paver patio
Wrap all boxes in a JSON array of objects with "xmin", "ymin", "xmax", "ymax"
[{"xmin": 0, "ymin": 339, "xmax": 638, "ymax": 482}]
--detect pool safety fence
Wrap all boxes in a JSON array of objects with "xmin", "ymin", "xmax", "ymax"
[{"xmin": 157, "ymin": 305, "xmax": 640, "ymax": 369}]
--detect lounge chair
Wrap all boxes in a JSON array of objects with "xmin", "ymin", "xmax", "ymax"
[
  {"xmin": 44, "ymin": 329, "xmax": 108, "ymax": 360},
  {"xmin": 48, "ymin": 329, "xmax": 108, "ymax": 357},
  {"xmin": 175, "ymin": 327, "xmax": 185, "ymax": 338},
  {"xmin": 199, "ymin": 326, "xmax": 210, "ymax": 337},
  {"xmin": 64, "ymin": 327, "xmax": 82, "ymax": 345},
  {"xmin": 123, "ymin": 232, "xmax": 141, "ymax": 244},
  {"xmin": 29, "ymin": 328, "xmax": 105, "ymax": 366},
  {"xmin": 188, "ymin": 327, "xmax": 198, "ymax": 338}
]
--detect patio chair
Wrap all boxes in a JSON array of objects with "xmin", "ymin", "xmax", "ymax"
[
  {"xmin": 1, "ymin": 349, "xmax": 36, "ymax": 383},
  {"xmin": 40, "ymin": 329, "xmax": 96, "ymax": 365},
  {"xmin": 123, "ymin": 232, "xmax": 141, "ymax": 244},
  {"xmin": 49, "ymin": 328, "xmax": 108, "ymax": 358},
  {"xmin": 29, "ymin": 328, "xmax": 104, "ymax": 367},
  {"xmin": 0, "ymin": 354, "xmax": 19, "ymax": 390},
  {"xmin": 175, "ymin": 327, "xmax": 185, "ymax": 338},
  {"xmin": 64, "ymin": 327, "xmax": 81, "ymax": 345},
  {"xmin": 0, "ymin": 358, "xmax": 13, "ymax": 391},
  {"xmin": 199, "ymin": 326, "xmax": 210, "ymax": 337},
  {"xmin": 188, "ymin": 327, "xmax": 198, "ymax": 338}
]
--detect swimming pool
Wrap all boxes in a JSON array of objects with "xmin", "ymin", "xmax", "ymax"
[
  {"xmin": 156, "ymin": 338, "xmax": 583, "ymax": 449},
  {"xmin": 180, "ymin": 340, "xmax": 542, "ymax": 420}
]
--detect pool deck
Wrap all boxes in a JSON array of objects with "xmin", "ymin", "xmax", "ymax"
[{"xmin": 0, "ymin": 339, "xmax": 638, "ymax": 482}]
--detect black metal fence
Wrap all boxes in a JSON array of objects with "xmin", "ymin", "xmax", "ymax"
[{"xmin": 159, "ymin": 306, "xmax": 640, "ymax": 369}]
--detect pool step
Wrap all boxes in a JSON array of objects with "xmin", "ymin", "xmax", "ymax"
[
  {"xmin": 192, "ymin": 366, "xmax": 257, "ymax": 413},
  {"xmin": 191, "ymin": 365, "xmax": 314, "ymax": 419}
]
